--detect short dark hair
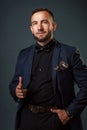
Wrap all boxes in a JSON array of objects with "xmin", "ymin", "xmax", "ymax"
[{"xmin": 30, "ymin": 8, "xmax": 55, "ymax": 21}]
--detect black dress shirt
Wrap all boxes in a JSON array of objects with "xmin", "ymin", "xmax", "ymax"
[{"xmin": 27, "ymin": 40, "xmax": 57, "ymax": 106}]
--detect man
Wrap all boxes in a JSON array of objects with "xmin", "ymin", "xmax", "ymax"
[{"xmin": 9, "ymin": 8, "xmax": 87, "ymax": 130}]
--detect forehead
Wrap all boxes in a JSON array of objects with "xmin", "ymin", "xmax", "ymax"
[{"xmin": 31, "ymin": 11, "xmax": 53, "ymax": 22}]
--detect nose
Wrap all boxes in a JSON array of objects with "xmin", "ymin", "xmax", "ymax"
[{"xmin": 38, "ymin": 23, "xmax": 43, "ymax": 30}]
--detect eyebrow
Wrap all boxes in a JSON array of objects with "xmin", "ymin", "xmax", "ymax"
[{"xmin": 31, "ymin": 19, "xmax": 49, "ymax": 24}]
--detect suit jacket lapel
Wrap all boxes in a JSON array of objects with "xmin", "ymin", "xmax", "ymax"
[
  {"xmin": 23, "ymin": 45, "xmax": 35, "ymax": 87},
  {"xmin": 52, "ymin": 42, "xmax": 61, "ymax": 92}
]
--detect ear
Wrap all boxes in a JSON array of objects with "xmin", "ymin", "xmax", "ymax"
[
  {"xmin": 53, "ymin": 22, "xmax": 57, "ymax": 31},
  {"xmin": 30, "ymin": 26, "xmax": 33, "ymax": 34}
]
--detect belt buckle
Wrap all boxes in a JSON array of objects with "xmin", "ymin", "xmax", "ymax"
[{"xmin": 30, "ymin": 106, "xmax": 39, "ymax": 113}]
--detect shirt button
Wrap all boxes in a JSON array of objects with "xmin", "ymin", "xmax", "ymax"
[{"xmin": 39, "ymin": 68, "xmax": 42, "ymax": 71}]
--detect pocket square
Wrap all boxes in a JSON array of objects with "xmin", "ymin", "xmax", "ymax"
[{"xmin": 54, "ymin": 61, "xmax": 69, "ymax": 71}]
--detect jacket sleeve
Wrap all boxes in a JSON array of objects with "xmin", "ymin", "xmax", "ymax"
[
  {"xmin": 9, "ymin": 51, "xmax": 24, "ymax": 102},
  {"xmin": 67, "ymin": 48, "xmax": 87, "ymax": 117}
]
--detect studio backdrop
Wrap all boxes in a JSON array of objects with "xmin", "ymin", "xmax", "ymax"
[{"xmin": 0, "ymin": 0, "xmax": 87, "ymax": 130}]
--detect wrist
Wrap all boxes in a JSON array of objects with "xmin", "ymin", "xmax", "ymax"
[{"xmin": 66, "ymin": 110, "xmax": 73, "ymax": 119}]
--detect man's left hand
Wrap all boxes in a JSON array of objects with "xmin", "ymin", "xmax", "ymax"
[{"xmin": 50, "ymin": 109, "xmax": 70, "ymax": 125}]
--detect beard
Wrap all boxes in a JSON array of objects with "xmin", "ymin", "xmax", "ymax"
[{"xmin": 33, "ymin": 30, "xmax": 52, "ymax": 43}]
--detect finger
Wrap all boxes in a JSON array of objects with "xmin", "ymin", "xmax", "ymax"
[
  {"xmin": 18, "ymin": 76, "xmax": 23, "ymax": 86},
  {"xmin": 22, "ymin": 89, "xmax": 28, "ymax": 96},
  {"xmin": 17, "ymin": 89, "xmax": 28, "ymax": 97},
  {"xmin": 16, "ymin": 88, "xmax": 23, "ymax": 93},
  {"xmin": 17, "ymin": 94, "xmax": 25, "ymax": 99},
  {"xmin": 18, "ymin": 76, "xmax": 23, "ymax": 89},
  {"xmin": 16, "ymin": 91, "xmax": 25, "ymax": 99},
  {"xmin": 50, "ymin": 108, "xmax": 59, "ymax": 113},
  {"xmin": 22, "ymin": 89, "xmax": 28, "ymax": 93},
  {"xmin": 17, "ymin": 92, "xmax": 24, "ymax": 96}
]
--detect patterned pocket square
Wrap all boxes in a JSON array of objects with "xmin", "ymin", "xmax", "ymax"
[{"xmin": 54, "ymin": 61, "xmax": 69, "ymax": 71}]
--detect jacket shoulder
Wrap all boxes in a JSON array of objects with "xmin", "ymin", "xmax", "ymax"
[
  {"xmin": 19, "ymin": 44, "xmax": 35, "ymax": 56},
  {"xmin": 60, "ymin": 43, "xmax": 76, "ymax": 53},
  {"xmin": 16, "ymin": 44, "xmax": 35, "ymax": 62},
  {"xmin": 55, "ymin": 41, "xmax": 77, "ymax": 63},
  {"xmin": 55, "ymin": 40, "xmax": 76, "ymax": 52}
]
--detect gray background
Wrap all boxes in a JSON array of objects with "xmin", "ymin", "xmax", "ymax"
[{"xmin": 0, "ymin": 0, "xmax": 87, "ymax": 130}]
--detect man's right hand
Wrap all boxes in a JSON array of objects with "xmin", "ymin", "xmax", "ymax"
[{"xmin": 15, "ymin": 76, "xmax": 28, "ymax": 99}]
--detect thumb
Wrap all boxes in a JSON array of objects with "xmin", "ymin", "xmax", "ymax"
[
  {"xmin": 18, "ymin": 76, "xmax": 23, "ymax": 89},
  {"xmin": 50, "ymin": 108, "xmax": 59, "ymax": 113}
]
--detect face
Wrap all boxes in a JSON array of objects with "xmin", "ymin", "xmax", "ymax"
[{"xmin": 30, "ymin": 11, "xmax": 57, "ymax": 44}]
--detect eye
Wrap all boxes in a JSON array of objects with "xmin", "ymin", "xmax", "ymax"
[
  {"xmin": 42, "ymin": 20, "xmax": 49, "ymax": 24},
  {"xmin": 32, "ymin": 21, "xmax": 37, "ymax": 25}
]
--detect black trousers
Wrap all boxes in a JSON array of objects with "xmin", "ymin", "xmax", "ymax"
[{"xmin": 20, "ymin": 106, "xmax": 70, "ymax": 130}]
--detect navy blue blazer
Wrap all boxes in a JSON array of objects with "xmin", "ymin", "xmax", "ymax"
[{"xmin": 9, "ymin": 40, "xmax": 87, "ymax": 130}]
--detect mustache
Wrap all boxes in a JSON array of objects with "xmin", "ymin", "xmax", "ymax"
[{"xmin": 37, "ymin": 28, "xmax": 45, "ymax": 32}]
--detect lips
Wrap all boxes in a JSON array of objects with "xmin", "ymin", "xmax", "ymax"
[
  {"xmin": 37, "ymin": 33, "xmax": 45, "ymax": 35},
  {"xmin": 36, "ymin": 31, "xmax": 46, "ymax": 35},
  {"xmin": 38, "ymin": 33, "xmax": 44, "ymax": 34}
]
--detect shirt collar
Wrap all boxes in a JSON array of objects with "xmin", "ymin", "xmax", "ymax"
[{"xmin": 36, "ymin": 39, "xmax": 55, "ymax": 53}]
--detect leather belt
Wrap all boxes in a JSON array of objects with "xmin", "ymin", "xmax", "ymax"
[{"xmin": 28, "ymin": 104, "xmax": 58, "ymax": 113}]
